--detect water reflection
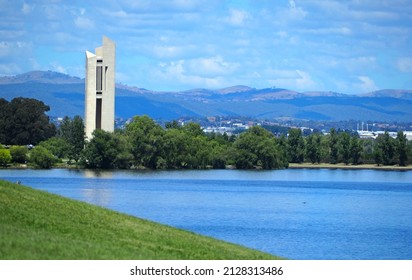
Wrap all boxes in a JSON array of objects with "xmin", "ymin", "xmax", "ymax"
[
  {"xmin": 83, "ymin": 169, "xmax": 114, "ymax": 178},
  {"xmin": 81, "ymin": 187, "xmax": 111, "ymax": 207}
]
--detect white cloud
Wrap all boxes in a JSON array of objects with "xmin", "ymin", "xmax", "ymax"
[
  {"xmin": 226, "ymin": 9, "xmax": 250, "ymax": 26},
  {"xmin": 22, "ymin": 2, "xmax": 33, "ymax": 14},
  {"xmin": 0, "ymin": 41, "xmax": 31, "ymax": 58},
  {"xmin": 397, "ymin": 57, "xmax": 412, "ymax": 72},
  {"xmin": 0, "ymin": 63, "xmax": 22, "ymax": 76},
  {"xmin": 287, "ymin": 0, "xmax": 308, "ymax": 19},
  {"xmin": 357, "ymin": 76, "xmax": 379, "ymax": 93},
  {"xmin": 49, "ymin": 62, "xmax": 67, "ymax": 74},
  {"xmin": 74, "ymin": 17, "xmax": 95, "ymax": 29},
  {"xmin": 185, "ymin": 56, "xmax": 239, "ymax": 78},
  {"xmin": 266, "ymin": 69, "xmax": 318, "ymax": 91},
  {"xmin": 304, "ymin": 27, "xmax": 352, "ymax": 36},
  {"xmin": 153, "ymin": 56, "xmax": 242, "ymax": 89},
  {"xmin": 150, "ymin": 44, "xmax": 197, "ymax": 59}
]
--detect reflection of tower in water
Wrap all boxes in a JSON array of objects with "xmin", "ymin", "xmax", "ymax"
[{"xmin": 81, "ymin": 170, "xmax": 113, "ymax": 207}]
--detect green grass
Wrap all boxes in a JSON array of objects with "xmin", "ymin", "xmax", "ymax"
[{"xmin": 0, "ymin": 180, "xmax": 282, "ymax": 260}]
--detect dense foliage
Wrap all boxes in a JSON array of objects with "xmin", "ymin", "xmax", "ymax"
[
  {"xmin": 78, "ymin": 116, "xmax": 412, "ymax": 169},
  {"xmin": 0, "ymin": 98, "xmax": 56, "ymax": 145},
  {"xmin": 1, "ymin": 109, "xmax": 410, "ymax": 169}
]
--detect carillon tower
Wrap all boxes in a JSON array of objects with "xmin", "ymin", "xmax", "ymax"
[{"xmin": 85, "ymin": 36, "xmax": 115, "ymax": 139}]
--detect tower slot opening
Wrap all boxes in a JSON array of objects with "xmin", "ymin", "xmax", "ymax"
[{"xmin": 96, "ymin": 98, "xmax": 102, "ymax": 129}]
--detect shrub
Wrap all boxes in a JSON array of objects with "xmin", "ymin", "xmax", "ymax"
[
  {"xmin": 0, "ymin": 149, "xmax": 12, "ymax": 167},
  {"xmin": 29, "ymin": 146, "xmax": 56, "ymax": 169},
  {"xmin": 10, "ymin": 146, "xmax": 29, "ymax": 164}
]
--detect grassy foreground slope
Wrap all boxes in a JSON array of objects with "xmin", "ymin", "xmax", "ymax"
[{"xmin": 0, "ymin": 180, "xmax": 281, "ymax": 260}]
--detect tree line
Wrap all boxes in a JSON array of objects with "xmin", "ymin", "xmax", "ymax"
[{"xmin": 0, "ymin": 98, "xmax": 410, "ymax": 169}]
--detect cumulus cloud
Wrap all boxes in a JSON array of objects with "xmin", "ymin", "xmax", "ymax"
[
  {"xmin": 357, "ymin": 76, "xmax": 379, "ymax": 93},
  {"xmin": 304, "ymin": 27, "xmax": 352, "ymax": 36},
  {"xmin": 74, "ymin": 17, "xmax": 95, "ymax": 29},
  {"xmin": 226, "ymin": 9, "xmax": 250, "ymax": 26},
  {"xmin": 156, "ymin": 59, "xmax": 226, "ymax": 89},
  {"xmin": 185, "ymin": 56, "xmax": 239, "ymax": 78},
  {"xmin": 151, "ymin": 55, "xmax": 243, "ymax": 89},
  {"xmin": 397, "ymin": 57, "xmax": 412, "ymax": 72},
  {"xmin": 21, "ymin": 2, "xmax": 33, "ymax": 14},
  {"xmin": 267, "ymin": 69, "xmax": 318, "ymax": 91},
  {"xmin": 0, "ymin": 63, "xmax": 23, "ymax": 76},
  {"xmin": 49, "ymin": 62, "xmax": 67, "ymax": 74}
]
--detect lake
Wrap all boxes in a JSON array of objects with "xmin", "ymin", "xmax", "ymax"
[{"xmin": 1, "ymin": 168, "xmax": 412, "ymax": 260}]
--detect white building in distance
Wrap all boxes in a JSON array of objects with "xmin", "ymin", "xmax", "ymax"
[{"xmin": 85, "ymin": 36, "xmax": 115, "ymax": 140}]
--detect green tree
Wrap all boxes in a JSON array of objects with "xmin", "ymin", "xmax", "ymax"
[
  {"xmin": 10, "ymin": 146, "xmax": 29, "ymax": 164},
  {"xmin": 339, "ymin": 132, "xmax": 351, "ymax": 165},
  {"xmin": 209, "ymin": 141, "xmax": 228, "ymax": 169},
  {"xmin": 232, "ymin": 126, "xmax": 287, "ymax": 169},
  {"xmin": 287, "ymin": 128, "xmax": 305, "ymax": 163},
  {"xmin": 59, "ymin": 115, "xmax": 85, "ymax": 164},
  {"xmin": 112, "ymin": 133, "xmax": 133, "ymax": 169},
  {"xmin": 182, "ymin": 122, "xmax": 204, "ymax": 137},
  {"xmin": 163, "ymin": 128, "xmax": 190, "ymax": 169},
  {"xmin": 0, "ymin": 98, "xmax": 56, "ymax": 145},
  {"xmin": 38, "ymin": 137, "xmax": 70, "ymax": 159},
  {"xmin": 329, "ymin": 128, "xmax": 339, "ymax": 164},
  {"xmin": 126, "ymin": 115, "xmax": 165, "ymax": 169},
  {"xmin": 0, "ymin": 149, "xmax": 12, "ymax": 167},
  {"xmin": 29, "ymin": 146, "xmax": 55, "ymax": 169},
  {"xmin": 81, "ymin": 130, "xmax": 127, "ymax": 169},
  {"xmin": 0, "ymin": 99, "xmax": 9, "ymax": 144},
  {"xmin": 396, "ymin": 131, "xmax": 408, "ymax": 166},
  {"xmin": 306, "ymin": 134, "xmax": 321, "ymax": 164},
  {"xmin": 376, "ymin": 131, "xmax": 395, "ymax": 165},
  {"xmin": 81, "ymin": 129, "xmax": 119, "ymax": 169},
  {"xmin": 350, "ymin": 136, "xmax": 363, "ymax": 165}
]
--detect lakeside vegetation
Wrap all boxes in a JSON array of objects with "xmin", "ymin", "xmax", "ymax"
[
  {"xmin": 1, "ymin": 97, "xmax": 411, "ymax": 170},
  {"xmin": 0, "ymin": 179, "xmax": 280, "ymax": 259}
]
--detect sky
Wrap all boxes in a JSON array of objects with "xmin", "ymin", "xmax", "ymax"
[{"xmin": 1, "ymin": 0, "xmax": 412, "ymax": 94}]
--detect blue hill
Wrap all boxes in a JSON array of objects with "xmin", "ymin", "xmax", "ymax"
[{"xmin": 1, "ymin": 71, "xmax": 411, "ymax": 122}]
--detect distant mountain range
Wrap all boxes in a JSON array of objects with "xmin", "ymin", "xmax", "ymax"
[{"xmin": 1, "ymin": 71, "xmax": 412, "ymax": 122}]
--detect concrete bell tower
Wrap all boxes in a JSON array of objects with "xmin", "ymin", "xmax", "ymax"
[{"xmin": 85, "ymin": 36, "xmax": 115, "ymax": 140}]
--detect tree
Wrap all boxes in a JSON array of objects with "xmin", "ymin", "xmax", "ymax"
[
  {"xmin": 10, "ymin": 146, "xmax": 29, "ymax": 164},
  {"xmin": 232, "ymin": 126, "xmax": 287, "ymax": 169},
  {"xmin": 182, "ymin": 122, "xmax": 204, "ymax": 137},
  {"xmin": 0, "ymin": 98, "xmax": 56, "ymax": 145},
  {"xmin": 0, "ymin": 149, "xmax": 12, "ymax": 167},
  {"xmin": 38, "ymin": 137, "xmax": 70, "ymax": 159},
  {"xmin": 350, "ymin": 136, "xmax": 363, "ymax": 165},
  {"xmin": 59, "ymin": 115, "xmax": 85, "ymax": 164},
  {"xmin": 29, "ymin": 146, "xmax": 55, "ymax": 169},
  {"xmin": 306, "ymin": 134, "xmax": 321, "ymax": 164},
  {"xmin": 0, "ymin": 99, "xmax": 9, "ymax": 144},
  {"xmin": 287, "ymin": 128, "xmax": 305, "ymax": 163},
  {"xmin": 377, "ymin": 131, "xmax": 395, "ymax": 165},
  {"xmin": 339, "ymin": 132, "xmax": 351, "ymax": 165},
  {"xmin": 126, "ymin": 115, "xmax": 165, "ymax": 169},
  {"xmin": 81, "ymin": 130, "xmax": 131, "ymax": 169},
  {"xmin": 329, "ymin": 128, "xmax": 339, "ymax": 164},
  {"xmin": 396, "ymin": 131, "xmax": 408, "ymax": 166}
]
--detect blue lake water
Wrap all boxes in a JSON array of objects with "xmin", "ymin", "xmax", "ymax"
[{"xmin": 1, "ymin": 168, "xmax": 412, "ymax": 260}]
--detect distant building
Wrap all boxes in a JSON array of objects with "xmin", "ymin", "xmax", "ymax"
[{"xmin": 85, "ymin": 36, "xmax": 115, "ymax": 139}]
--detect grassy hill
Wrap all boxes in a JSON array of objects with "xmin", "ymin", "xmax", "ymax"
[{"xmin": 0, "ymin": 180, "xmax": 281, "ymax": 260}]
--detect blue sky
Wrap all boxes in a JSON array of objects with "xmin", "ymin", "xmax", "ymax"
[{"xmin": 1, "ymin": 0, "xmax": 411, "ymax": 94}]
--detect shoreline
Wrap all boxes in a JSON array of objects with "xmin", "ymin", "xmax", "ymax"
[
  {"xmin": 2, "ymin": 163, "xmax": 412, "ymax": 171},
  {"xmin": 288, "ymin": 163, "xmax": 412, "ymax": 171}
]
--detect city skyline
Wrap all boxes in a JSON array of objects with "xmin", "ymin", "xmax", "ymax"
[{"xmin": 1, "ymin": 0, "xmax": 411, "ymax": 94}]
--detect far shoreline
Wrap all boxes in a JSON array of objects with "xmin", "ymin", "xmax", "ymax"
[
  {"xmin": 288, "ymin": 163, "xmax": 412, "ymax": 171},
  {"xmin": 2, "ymin": 162, "xmax": 412, "ymax": 171}
]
